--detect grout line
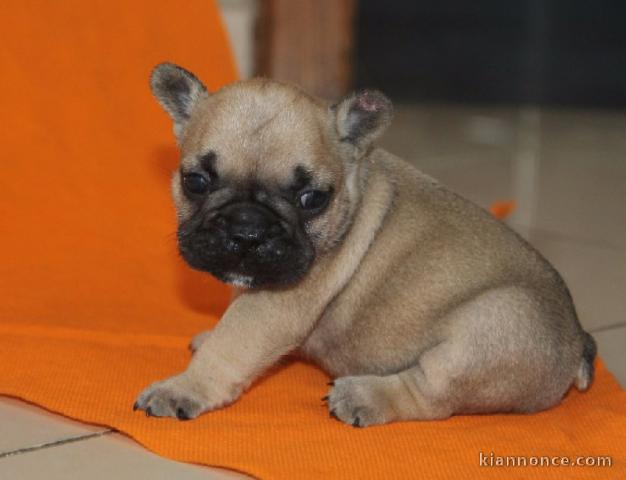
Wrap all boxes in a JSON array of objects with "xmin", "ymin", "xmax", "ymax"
[
  {"xmin": 510, "ymin": 106, "xmax": 542, "ymax": 240},
  {"xmin": 0, "ymin": 429, "xmax": 115, "ymax": 459},
  {"xmin": 590, "ymin": 322, "xmax": 626, "ymax": 335}
]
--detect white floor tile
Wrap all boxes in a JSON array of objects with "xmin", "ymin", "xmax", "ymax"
[
  {"xmin": 593, "ymin": 326, "xmax": 626, "ymax": 388},
  {"xmin": 0, "ymin": 431, "xmax": 249, "ymax": 480},
  {"xmin": 0, "ymin": 397, "xmax": 107, "ymax": 454}
]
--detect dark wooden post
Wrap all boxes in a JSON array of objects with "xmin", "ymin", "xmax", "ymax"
[{"xmin": 256, "ymin": 0, "xmax": 356, "ymax": 99}]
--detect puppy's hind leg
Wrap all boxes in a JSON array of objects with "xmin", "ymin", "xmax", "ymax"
[
  {"xmin": 325, "ymin": 345, "xmax": 457, "ymax": 427},
  {"xmin": 325, "ymin": 286, "xmax": 584, "ymax": 427}
]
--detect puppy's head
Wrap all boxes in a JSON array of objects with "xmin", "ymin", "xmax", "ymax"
[{"xmin": 151, "ymin": 63, "xmax": 392, "ymax": 288}]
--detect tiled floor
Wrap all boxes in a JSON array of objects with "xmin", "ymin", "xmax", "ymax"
[
  {"xmin": 0, "ymin": 397, "xmax": 246, "ymax": 479},
  {"xmin": 1, "ymin": 104, "xmax": 624, "ymax": 477}
]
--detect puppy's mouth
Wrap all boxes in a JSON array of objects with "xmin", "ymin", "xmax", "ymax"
[{"xmin": 177, "ymin": 203, "xmax": 314, "ymax": 288}]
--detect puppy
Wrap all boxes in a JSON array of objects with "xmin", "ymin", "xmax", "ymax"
[{"xmin": 134, "ymin": 63, "xmax": 596, "ymax": 427}]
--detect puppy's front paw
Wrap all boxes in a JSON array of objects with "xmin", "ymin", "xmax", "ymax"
[
  {"xmin": 134, "ymin": 373, "xmax": 232, "ymax": 420},
  {"xmin": 325, "ymin": 376, "xmax": 389, "ymax": 428}
]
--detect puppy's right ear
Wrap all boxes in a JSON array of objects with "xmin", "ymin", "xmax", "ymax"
[
  {"xmin": 150, "ymin": 63, "xmax": 208, "ymax": 139},
  {"xmin": 333, "ymin": 89, "xmax": 393, "ymax": 154}
]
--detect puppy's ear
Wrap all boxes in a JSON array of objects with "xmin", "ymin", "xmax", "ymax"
[
  {"xmin": 150, "ymin": 63, "xmax": 208, "ymax": 138},
  {"xmin": 333, "ymin": 89, "xmax": 393, "ymax": 152}
]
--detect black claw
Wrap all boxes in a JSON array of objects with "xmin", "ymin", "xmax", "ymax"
[
  {"xmin": 327, "ymin": 381, "xmax": 334, "ymax": 386},
  {"xmin": 352, "ymin": 416, "xmax": 362, "ymax": 428},
  {"xmin": 132, "ymin": 402, "xmax": 139, "ymax": 411},
  {"xmin": 145, "ymin": 406, "xmax": 152, "ymax": 417},
  {"xmin": 329, "ymin": 409, "xmax": 338, "ymax": 420},
  {"xmin": 176, "ymin": 408, "xmax": 191, "ymax": 421},
  {"xmin": 321, "ymin": 395, "xmax": 329, "ymax": 402}
]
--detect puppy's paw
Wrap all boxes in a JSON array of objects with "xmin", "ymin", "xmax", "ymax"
[
  {"xmin": 189, "ymin": 330, "xmax": 212, "ymax": 353},
  {"xmin": 325, "ymin": 376, "xmax": 389, "ymax": 428},
  {"xmin": 134, "ymin": 373, "xmax": 234, "ymax": 420}
]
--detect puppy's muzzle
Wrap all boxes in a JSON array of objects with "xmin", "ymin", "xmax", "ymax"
[
  {"xmin": 178, "ymin": 200, "xmax": 314, "ymax": 287},
  {"xmin": 214, "ymin": 203, "xmax": 287, "ymax": 259}
]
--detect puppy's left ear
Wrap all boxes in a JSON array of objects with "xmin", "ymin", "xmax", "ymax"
[
  {"xmin": 333, "ymin": 89, "xmax": 393, "ymax": 153},
  {"xmin": 150, "ymin": 63, "xmax": 208, "ymax": 139}
]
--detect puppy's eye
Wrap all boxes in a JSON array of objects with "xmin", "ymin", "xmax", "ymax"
[
  {"xmin": 182, "ymin": 173, "xmax": 209, "ymax": 195},
  {"xmin": 299, "ymin": 190, "xmax": 329, "ymax": 210}
]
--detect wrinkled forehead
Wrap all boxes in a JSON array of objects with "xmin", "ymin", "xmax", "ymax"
[{"xmin": 180, "ymin": 83, "xmax": 336, "ymax": 188}]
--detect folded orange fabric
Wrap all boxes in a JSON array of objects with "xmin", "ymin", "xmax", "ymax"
[{"xmin": 1, "ymin": 2, "xmax": 625, "ymax": 479}]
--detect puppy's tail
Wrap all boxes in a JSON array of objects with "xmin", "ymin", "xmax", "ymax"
[{"xmin": 574, "ymin": 331, "xmax": 597, "ymax": 391}]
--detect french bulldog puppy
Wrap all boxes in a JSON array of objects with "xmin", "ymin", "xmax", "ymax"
[{"xmin": 134, "ymin": 63, "xmax": 596, "ymax": 427}]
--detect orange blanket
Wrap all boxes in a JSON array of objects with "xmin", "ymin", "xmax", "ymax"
[{"xmin": 1, "ymin": 2, "xmax": 625, "ymax": 479}]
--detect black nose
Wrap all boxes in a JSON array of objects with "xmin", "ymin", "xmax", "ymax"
[{"xmin": 222, "ymin": 204, "xmax": 278, "ymax": 244}]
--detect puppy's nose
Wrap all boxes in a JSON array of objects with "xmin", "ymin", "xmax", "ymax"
[{"xmin": 224, "ymin": 204, "xmax": 274, "ymax": 244}]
